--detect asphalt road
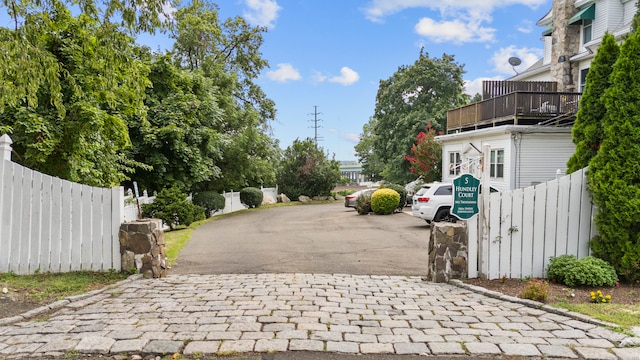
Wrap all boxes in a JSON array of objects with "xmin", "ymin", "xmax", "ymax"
[{"xmin": 170, "ymin": 202, "xmax": 431, "ymax": 275}]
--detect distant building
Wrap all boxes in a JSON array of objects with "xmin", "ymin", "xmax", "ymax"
[{"xmin": 339, "ymin": 161, "xmax": 369, "ymax": 185}]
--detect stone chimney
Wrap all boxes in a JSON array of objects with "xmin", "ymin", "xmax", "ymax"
[{"xmin": 551, "ymin": 0, "xmax": 580, "ymax": 92}]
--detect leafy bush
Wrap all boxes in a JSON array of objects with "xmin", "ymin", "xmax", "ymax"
[
  {"xmin": 356, "ymin": 192, "xmax": 372, "ymax": 215},
  {"xmin": 141, "ymin": 186, "xmax": 205, "ymax": 230},
  {"xmin": 546, "ymin": 255, "xmax": 619, "ymax": 287},
  {"xmin": 240, "ymin": 187, "xmax": 263, "ymax": 208},
  {"xmin": 276, "ymin": 138, "xmax": 341, "ymax": 199},
  {"xmin": 371, "ymin": 188, "xmax": 400, "ymax": 215},
  {"xmin": 519, "ymin": 279, "xmax": 549, "ymax": 302},
  {"xmin": 384, "ymin": 184, "xmax": 407, "ymax": 210},
  {"xmin": 192, "ymin": 191, "xmax": 225, "ymax": 217}
]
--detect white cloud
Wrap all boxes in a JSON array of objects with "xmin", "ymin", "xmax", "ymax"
[
  {"xmin": 362, "ymin": 0, "xmax": 546, "ymax": 44},
  {"xmin": 160, "ymin": 2, "xmax": 177, "ymax": 22},
  {"xmin": 266, "ymin": 63, "xmax": 301, "ymax": 82},
  {"xmin": 242, "ymin": 0, "xmax": 281, "ymax": 28},
  {"xmin": 329, "ymin": 67, "xmax": 360, "ymax": 86},
  {"xmin": 414, "ymin": 17, "xmax": 496, "ymax": 44},
  {"xmin": 312, "ymin": 71, "xmax": 328, "ymax": 83},
  {"xmin": 362, "ymin": 0, "xmax": 547, "ymax": 22},
  {"xmin": 517, "ymin": 20, "xmax": 534, "ymax": 34},
  {"xmin": 343, "ymin": 133, "xmax": 361, "ymax": 143},
  {"xmin": 464, "ymin": 76, "xmax": 503, "ymax": 96},
  {"xmin": 490, "ymin": 45, "xmax": 543, "ymax": 75}
]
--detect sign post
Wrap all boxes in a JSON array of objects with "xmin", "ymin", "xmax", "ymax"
[{"xmin": 451, "ymin": 173, "xmax": 480, "ymax": 220}]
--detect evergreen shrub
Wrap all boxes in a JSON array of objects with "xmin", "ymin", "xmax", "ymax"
[
  {"xmin": 371, "ymin": 188, "xmax": 400, "ymax": 215},
  {"xmin": 240, "ymin": 187, "xmax": 263, "ymax": 208},
  {"xmin": 141, "ymin": 186, "xmax": 205, "ymax": 230},
  {"xmin": 546, "ymin": 255, "xmax": 618, "ymax": 287},
  {"xmin": 192, "ymin": 191, "xmax": 225, "ymax": 217}
]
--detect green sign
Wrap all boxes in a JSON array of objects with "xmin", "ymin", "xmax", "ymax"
[{"xmin": 451, "ymin": 174, "xmax": 480, "ymax": 220}]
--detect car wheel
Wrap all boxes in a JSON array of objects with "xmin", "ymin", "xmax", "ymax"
[{"xmin": 434, "ymin": 208, "xmax": 457, "ymax": 223}]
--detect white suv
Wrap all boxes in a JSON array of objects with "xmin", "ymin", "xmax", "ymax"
[{"xmin": 412, "ymin": 182, "xmax": 498, "ymax": 224}]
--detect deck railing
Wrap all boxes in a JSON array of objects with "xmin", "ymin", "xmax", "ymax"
[{"xmin": 447, "ymin": 91, "xmax": 581, "ymax": 131}]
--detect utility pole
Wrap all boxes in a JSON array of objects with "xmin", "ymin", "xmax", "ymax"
[{"xmin": 308, "ymin": 106, "xmax": 323, "ymax": 145}]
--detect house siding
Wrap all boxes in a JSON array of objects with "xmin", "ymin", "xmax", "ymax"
[
  {"xmin": 623, "ymin": 0, "xmax": 636, "ymax": 28},
  {"xmin": 515, "ymin": 132, "xmax": 575, "ymax": 188},
  {"xmin": 440, "ymin": 133, "xmax": 512, "ymax": 191}
]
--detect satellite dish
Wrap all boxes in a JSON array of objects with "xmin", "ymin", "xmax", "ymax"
[
  {"xmin": 508, "ymin": 57, "xmax": 522, "ymax": 66},
  {"xmin": 508, "ymin": 56, "xmax": 522, "ymax": 75}
]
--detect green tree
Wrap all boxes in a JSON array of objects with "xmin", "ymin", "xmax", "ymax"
[
  {"xmin": 588, "ymin": 31, "xmax": 640, "ymax": 282},
  {"xmin": 169, "ymin": 1, "xmax": 278, "ymax": 192},
  {"xmin": 404, "ymin": 122, "xmax": 442, "ymax": 182},
  {"xmin": 354, "ymin": 119, "xmax": 383, "ymax": 182},
  {"xmin": 128, "ymin": 55, "xmax": 224, "ymax": 193},
  {"xmin": 0, "ymin": 0, "xmax": 169, "ymax": 114},
  {"xmin": 0, "ymin": 8, "xmax": 150, "ymax": 186},
  {"xmin": 363, "ymin": 50, "xmax": 466, "ymax": 184},
  {"xmin": 276, "ymin": 139, "xmax": 341, "ymax": 200},
  {"xmin": 567, "ymin": 33, "xmax": 619, "ymax": 173}
]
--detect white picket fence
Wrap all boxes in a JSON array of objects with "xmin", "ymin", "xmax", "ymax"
[
  {"xmin": 467, "ymin": 167, "xmax": 596, "ymax": 280},
  {"xmin": 0, "ymin": 135, "xmax": 122, "ymax": 274}
]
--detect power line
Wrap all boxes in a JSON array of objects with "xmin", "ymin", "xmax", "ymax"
[{"xmin": 308, "ymin": 105, "xmax": 323, "ymax": 145}]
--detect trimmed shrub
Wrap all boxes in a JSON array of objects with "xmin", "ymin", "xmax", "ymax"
[
  {"xmin": 519, "ymin": 279, "xmax": 549, "ymax": 302},
  {"xmin": 371, "ymin": 188, "xmax": 400, "ymax": 215},
  {"xmin": 356, "ymin": 192, "xmax": 372, "ymax": 215},
  {"xmin": 240, "ymin": 187, "xmax": 263, "ymax": 208},
  {"xmin": 192, "ymin": 191, "xmax": 225, "ymax": 217},
  {"xmin": 385, "ymin": 184, "xmax": 408, "ymax": 210},
  {"xmin": 546, "ymin": 255, "xmax": 618, "ymax": 287},
  {"xmin": 141, "ymin": 186, "xmax": 205, "ymax": 230}
]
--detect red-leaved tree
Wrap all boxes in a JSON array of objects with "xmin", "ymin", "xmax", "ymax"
[{"xmin": 403, "ymin": 122, "xmax": 442, "ymax": 182}]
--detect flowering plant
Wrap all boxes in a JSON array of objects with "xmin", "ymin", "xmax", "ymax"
[{"xmin": 590, "ymin": 290, "xmax": 612, "ymax": 303}]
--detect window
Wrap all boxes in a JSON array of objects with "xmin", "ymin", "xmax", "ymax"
[
  {"xmin": 580, "ymin": 68, "xmax": 589, "ymax": 92},
  {"xmin": 490, "ymin": 149, "xmax": 504, "ymax": 178},
  {"xmin": 582, "ymin": 20, "xmax": 592, "ymax": 44},
  {"xmin": 449, "ymin": 152, "xmax": 461, "ymax": 175}
]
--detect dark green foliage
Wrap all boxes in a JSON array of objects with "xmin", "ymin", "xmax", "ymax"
[
  {"xmin": 356, "ymin": 192, "xmax": 372, "ymax": 215},
  {"xmin": 546, "ymin": 255, "xmax": 619, "ymax": 287},
  {"xmin": 276, "ymin": 138, "xmax": 341, "ymax": 200},
  {"xmin": 371, "ymin": 189, "xmax": 400, "ymax": 215},
  {"xmin": 359, "ymin": 50, "xmax": 466, "ymax": 184},
  {"xmin": 588, "ymin": 31, "xmax": 640, "ymax": 282},
  {"xmin": 141, "ymin": 186, "xmax": 205, "ymax": 230},
  {"xmin": 129, "ymin": 55, "xmax": 224, "ymax": 193},
  {"xmin": 567, "ymin": 33, "xmax": 619, "ymax": 173},
  {"xmin": 384, "ymin": 184, "xmax": 407, "ymax": 210},
  {"xmin": 240, "ymin": 187, "xmax": 263, "ymax": 208},
  {"xmin": 192, "ymin": 191, "xmax": 225, "ymax": 217}
]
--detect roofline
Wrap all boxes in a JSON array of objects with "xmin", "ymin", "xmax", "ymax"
[{"xmin": 435, "ymin": 125, "xmax": 573, "ymax": 142}]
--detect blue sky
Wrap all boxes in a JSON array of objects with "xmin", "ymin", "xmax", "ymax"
[
  {"xmin": 203, "ymin": 0, "xmax": 553, "ymax": 161},
  {"xmin": 4, "ymin": 0, "xmax": 555, "ymax": 162}
]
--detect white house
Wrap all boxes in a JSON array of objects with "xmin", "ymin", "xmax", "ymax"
[
  {"xmin": 438, "ymin": 0, "xmax": 634, "ymax": 189},
  {"xmin": 438, "ymin": 126, "xmax": 574, "ymax": 191},
  {"xmin": 513, "ymin": 0, "xmax": 635, "ymax": 90}
]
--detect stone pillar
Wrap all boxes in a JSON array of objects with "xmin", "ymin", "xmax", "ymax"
[
  {"xmin": 119, "ymin": 219, "xmax": 167, "ymax": 278},
  {"xmin": 551, "ymin": 0, "xmax": 580, "ymax": 91},
  {"xmin": 428, "ymin": 223, "xmax": 468, "ymax": 283}
]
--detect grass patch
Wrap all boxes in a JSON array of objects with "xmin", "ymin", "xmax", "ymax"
[
  {"xmin": 0, "ymin": 270, "xmax": 129, "ymax": 301},
  {"xmin": 552, "ymin": 301, "xmax": 640, "ymax": 330}
]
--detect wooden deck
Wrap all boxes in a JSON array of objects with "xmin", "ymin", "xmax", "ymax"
[{"xmin": 447, "ymin": 91, "xmax": 581, "ymax": 133}]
